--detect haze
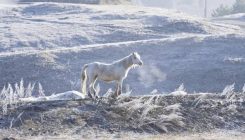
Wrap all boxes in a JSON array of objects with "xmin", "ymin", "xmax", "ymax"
[{"xmin": 133, "ymin": 0, "xmax": 236, "ymax": 17}]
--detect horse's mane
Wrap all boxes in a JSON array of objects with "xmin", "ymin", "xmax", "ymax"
[
  {"xmin": 112, "ymin": 53, "xmax": 132, "ymax": 64},
  {"xmin": 112, "ymin": 52, "xmax": 141, "ymax": 69}
]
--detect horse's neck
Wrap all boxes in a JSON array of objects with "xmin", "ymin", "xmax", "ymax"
[
  {"xmin": 115, "ymin": 56, "xmax": 133, "ymax": 70},
  {"xmin": 122, "ymin": 56, "xmax": 133, "ymax": 70}
]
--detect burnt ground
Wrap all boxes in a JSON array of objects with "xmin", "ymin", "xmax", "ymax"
[{"xmin": 0, "ymin": 93, "xmax": 244, "ymax": 139}]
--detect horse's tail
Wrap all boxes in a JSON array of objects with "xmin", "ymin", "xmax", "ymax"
[{"xmin": 81, "ymin": 64, "xmax": 88, "ymax": 95}]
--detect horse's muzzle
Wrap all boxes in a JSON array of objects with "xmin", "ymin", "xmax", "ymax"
[{"xmin": 139, "ymin": 61, "xmax": 143, "ymax": 66}]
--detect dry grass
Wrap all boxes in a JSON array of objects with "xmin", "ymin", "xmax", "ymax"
[
  {"xmin": 0, "ymin": 83, "xmax": 244, "ymax": 138},
  {"xmin": 0, "ymin": 80, "xmax": 44, "ymax": 115}
]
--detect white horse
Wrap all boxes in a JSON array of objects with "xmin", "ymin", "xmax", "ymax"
[{"xmin": 81, "ymin": 52, "xmax": 143, "ymax": 99}]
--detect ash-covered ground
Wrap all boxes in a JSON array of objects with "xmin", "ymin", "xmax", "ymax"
[{"xmin": 0, "ymin": 92, "xmax": 244, "ymax": 139}]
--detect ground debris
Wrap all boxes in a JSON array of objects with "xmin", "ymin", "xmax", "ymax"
[{"xmin": 0, "ymin": 93, "xmax": 244, "ymax": 136}]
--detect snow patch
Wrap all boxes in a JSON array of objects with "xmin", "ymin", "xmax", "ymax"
[
  {"xmin": 169, "ymin": 90, "xmax": 187, "ymax": 96},
  {"xmin": 224, "ymin": 57, "xmax": 245, "ymax": 64},
  {"xmin": 221, "ymin": 13, "xmax": 245, "ymax": 21},
  {"xmin": 20, "ymin": 90, "xmax": 85, "ymax": 102}
]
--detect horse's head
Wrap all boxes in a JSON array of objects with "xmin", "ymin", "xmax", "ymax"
[{"xmin": 131, "ymin": 52, "xmax": 143, "ymax": 66}]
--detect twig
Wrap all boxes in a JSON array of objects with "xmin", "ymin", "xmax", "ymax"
[
  {"xmin": 17, "ymin": 111, "xmax": 24, "ymax": 125},
  {"xmin": 9, "ymin": 117, "xmax": 14, "ymax": 129}
]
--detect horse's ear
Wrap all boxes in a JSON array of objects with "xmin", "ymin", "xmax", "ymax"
[{"xmin": 132, "ymin": 52, "xmax": 136, "ymax": 56}]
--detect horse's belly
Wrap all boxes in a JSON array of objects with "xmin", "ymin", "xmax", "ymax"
[
  {"xmin": 98, "ymin": 75, "xmax": 115, "ymax": 82},
  {"xmin": 96, "ymin": 64, "xmax": 122, "ymax": 82}
]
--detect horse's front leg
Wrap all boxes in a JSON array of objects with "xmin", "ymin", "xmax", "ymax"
[
  {"xmin": 88, "ymin": 84, "xmax": 94, "ymax": 99},
  {"xmin": 115, "ymin": 80, "xmax": 123, "ymax": 97},
  {"xmin": 92, "ymin": 83, "xmax": 99, "ymax": 99},
  {"xmin": 118, "ymin": 81, "xmax": 122, "ymax": 96}
]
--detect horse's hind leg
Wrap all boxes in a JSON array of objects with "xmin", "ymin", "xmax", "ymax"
[
  {"xmin": 117, "ymin": 80, "xmax": 122, "ymax": 96},
  {"xmin": 88, "ymin": 75, "xmax": 98, "ymax": 99},
  {"xmin": 92, "ymin": 76, "xmax": 99, "ymax": 99},
  {"xmin": 113, "ymin": 80, "xmax": 123, "ymax": 98},
  {"xmin": 86, "ymin": 76, "xmax": 94, "ymax": 99}
]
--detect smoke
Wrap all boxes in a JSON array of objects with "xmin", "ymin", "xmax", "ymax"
[
  {"xmin": 134, "ymin": 0, "xmax": 236, "ymax": 17},
  {"xmin": 0, "ymin": 0, "xmax": 18, "ymax": 10},
  {"xmin": 0, "ymin": 0, "xmax": 18, "ymax": 13},
  {"xmin": 0, "ymin": 0, "xmax": 17, "ymax": 4},
  {"xmin": 137, "ymin": 65, "xmax": 166, "ymax": 88},
  {"xmin": 100, "ymin": 0, "xmax": 132, "ymax": 4},
  {"xmin": 132, "ymin": 0, "xmax": 143, "ymax": 5}
]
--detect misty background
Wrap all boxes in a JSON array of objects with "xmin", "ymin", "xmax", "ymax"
[
  {"xmin": 0, "ymin": 0, "xmax": 241, "ymax": 17},
  {"xmin": 133, "ymin": 0, "xmax": 237, "ymax": 17},
  {"xmin": 0, "ymin": 0, "xmax": 244, "ymax": 94}
]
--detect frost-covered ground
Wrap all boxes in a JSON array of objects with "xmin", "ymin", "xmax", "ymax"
[
  {"xmin": 0, "ymin": 2, "xmax": 245, "ymax": 95},
  {"xmin": 212, "ymin": 13, "xmax": 245, "ymax": 32}
]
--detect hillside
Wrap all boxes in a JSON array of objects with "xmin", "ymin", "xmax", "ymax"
[
  {"xmin": 0, "ymin": 2, "xmax": 245, "ymax": 95},
  {"xmin": 18, "ymin": 0, "xmax": 132, "ymax": 4}
]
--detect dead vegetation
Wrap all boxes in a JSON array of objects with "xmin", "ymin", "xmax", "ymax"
[
  {"xmin": 0, "ymin": 83, "xmax": 244, "ymax": 138},
  {"xmin": 0, "ymin": 90, "xmax": 244, "ymax": 138},
  {"xmin": 0, "ymin": 80, "xmax": 44, "ymax": 115}
]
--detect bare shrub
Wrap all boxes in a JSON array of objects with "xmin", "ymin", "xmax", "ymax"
[
  {"xmin": 38, "ymin": 82, "xmax": 45, "ymax": 97},
  {"xmin": 114, "ymin": 95, "xmax": 185, "ymax": 132},
  {"xmin": 103, "ymin": 88, "xmax": 114, "ymax": 98},
  {"xmin": 221, "ymin": 83, "xmax": 237, "ymax": 103},
  {"xmin": 0, "ymin": 80, "xmax": 44, "ymax": 115},
  {"xmin": 170, "ymin": 84, "xmax": 187, "ymax": 96},
  {"xmin": 192, "ymin": 93, "xmax": 209, "ymax": 107},
  {"xmin": 221, "ymin": 83, "xmax": 235, "ymax": 96}
]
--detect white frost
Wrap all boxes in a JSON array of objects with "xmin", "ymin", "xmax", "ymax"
[{"xmin": 20, "ymin": 90, "xmax": 85, "ymax": 102}]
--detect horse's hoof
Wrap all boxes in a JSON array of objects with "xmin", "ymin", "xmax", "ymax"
[
  {"xmin": 111, "ymin": 94, "xmax": 117, "ymax": 99},
  {"xmin": 95, "ymin": 95, "xmax": 100, "ymax": 99},
  {"xmin": 88, "ymin": 93, "xmax": 93, "ymax": 99}
]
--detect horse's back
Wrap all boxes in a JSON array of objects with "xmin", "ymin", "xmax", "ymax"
[{"xmin": 86, "ymin": 62, "xmax": 109, "ymax": 74}]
